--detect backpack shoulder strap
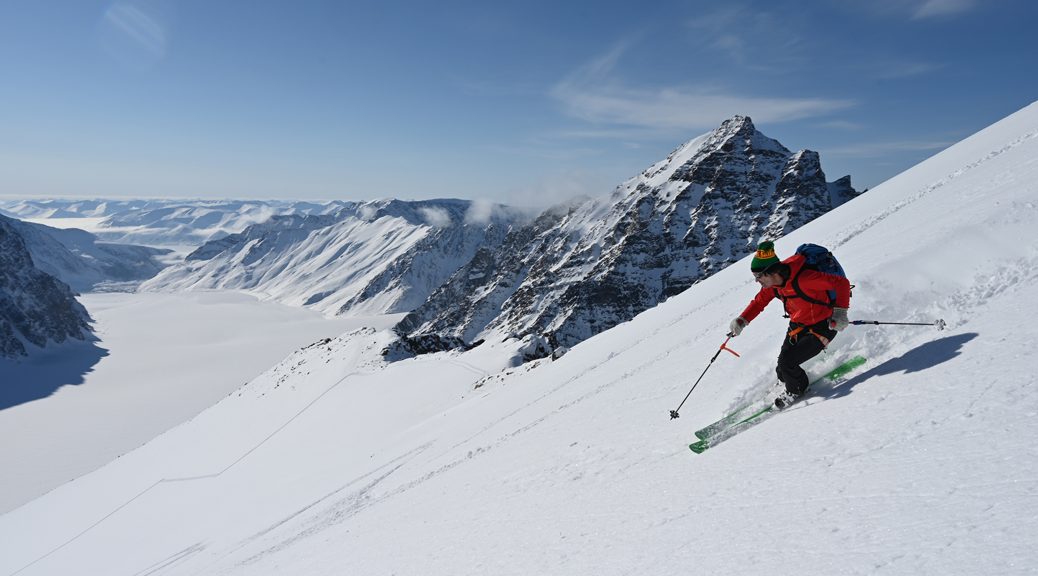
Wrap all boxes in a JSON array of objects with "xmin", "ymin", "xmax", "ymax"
[
  {"xmin": 790, "ymin": 266, "xmax": 834, "ymax": 308},
  {"xmin": 773, "ymin": 287, "xmax": 791, "ymax": 318}
]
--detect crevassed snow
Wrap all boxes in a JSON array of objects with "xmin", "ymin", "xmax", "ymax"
[{"xmin": 1, "ymin": 102, "xmax": 1037, "ymax": 575}]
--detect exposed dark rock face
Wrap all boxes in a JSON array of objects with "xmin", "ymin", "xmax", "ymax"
[
  {"xmin": 380, "ymin": 333, "xmax": 480, "ymax": 362},
  {"xmin": 395, "ymin": 116, "xmax": 857, "ymax": 354},
  {"xmin": 0, "ymin": 215, "xmax": 93, "ymax": 358},
  {"xmin": 7, "ymin": 219, "xmax": 170, "ymax": 292}
]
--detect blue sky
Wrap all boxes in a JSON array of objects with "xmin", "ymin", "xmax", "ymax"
[{"xmin": 1, "ymin": 0, "xmax": 1035, "ymax": 206}]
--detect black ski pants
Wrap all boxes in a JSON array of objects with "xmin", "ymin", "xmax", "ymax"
[{"xmin": 776, "ymin": 320, "xmax": 837, "ymax": 395}]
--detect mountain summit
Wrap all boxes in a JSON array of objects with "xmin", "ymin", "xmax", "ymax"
[
  {"xmin": 396, "ymin": 116, "xmax": 857, "ymax": 354},
  {"xmin": 8, "ymin": 102, "xmax": 1036, "ymax": 576},
  {"xmin": 138, "ymin": 116, "xmax": 854, "ymax": 360}
]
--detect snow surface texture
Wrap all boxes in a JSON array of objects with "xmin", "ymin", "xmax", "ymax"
[
  {"xmin": 2, "ymin": 102, "xmax": 1038, "ymax": 575},
  {"xmin": 0, "ymin": 292, "xmax": 369, "ymax": 513}
]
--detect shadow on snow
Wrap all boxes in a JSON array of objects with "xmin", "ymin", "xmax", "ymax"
[
  {"xmin": 823, "ymin": 332, "xmax": 980, "ymax": 401},
  {"xmin": 0, "ymin": 341, "xmax": 109, "ymax": 411}
]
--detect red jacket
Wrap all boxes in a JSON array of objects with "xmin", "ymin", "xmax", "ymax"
[{"xmin": 740, "ymin": 254, "xmax": 851, "ymax": 326}]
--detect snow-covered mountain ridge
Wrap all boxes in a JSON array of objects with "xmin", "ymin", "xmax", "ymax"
[
  {"xmin": 0, "ymin": 199, "xmax": 343, "ymax": 247},
  {"xmin": 397, "ymin": 116, "xmax": 857, "ymax": 352},
  {"xmin": 0, "ymin": 215, "xmax": 93, "ymax": 358},
  {"xmin": 47, "ymin": 118, "xmax": 853, "ymax": 361},
  {"xmin": 142, "ymin": 199, "xmax": 528, "ymax": 316},
  {"xmin": 0, "ymin": 212, "xmax": 166, "ymax": 358},
  {"xmin": 2, "ymin": 102, "xmax": 1036, "ymax": 574},
  {"xmin": 5, "ymin": 219, "xmax": 170, "ymax": 293}
]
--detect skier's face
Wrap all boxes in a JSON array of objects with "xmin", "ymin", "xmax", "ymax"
[{"xmin": 754, "ymin": 270, "xmax": 782, "ymax": 288}]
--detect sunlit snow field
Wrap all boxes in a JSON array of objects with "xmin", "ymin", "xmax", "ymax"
[
  {"xmin": 0, "ymin": 291, "xmax": 384, "ymax": 512},
  {"xmin": 2, "ymin": 103, "xmax": 1037, "ymax": 575}
]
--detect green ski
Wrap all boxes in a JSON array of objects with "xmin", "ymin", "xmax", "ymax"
[{"xmin": 689, "ymin": 355, "xmax": 867, "ymax": 453}]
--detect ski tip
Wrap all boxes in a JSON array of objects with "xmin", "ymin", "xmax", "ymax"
[{"xmin": 689, "ymin": 442, "xmax": 709, "ymax": 454}]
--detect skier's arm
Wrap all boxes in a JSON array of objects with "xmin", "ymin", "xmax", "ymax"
[{"xmin": 739, "ymin": 287, "xmax": 776, "ymax": 323}]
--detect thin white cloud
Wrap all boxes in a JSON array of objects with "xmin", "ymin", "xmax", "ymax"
[
  {"xmin": 818, "ymin": 120, "xmax": 865, "ymax": 131},
  {"xmin": 418, "ymin": 206, "xmax": 452, "ymax": 228},
  {"xmin": 358, "ymin": 205, "xmax": 378, "ymax": 221},
  {"xmin": 502, "ymin": 169, "xmax": 604, "ymax": 210},
  {"xmin": 550, "ymin": 45, "xmax": 853, "ymax": 133},
  {"xmin": 852, "ymin": 0, "xmax": 977, "ymax": 20},
  {"xmin": 913, "ymin": 0, "xmax": 977, "ymax": 19},
  {"xmin": 685, "ymin": 6, "xmax": 808, "ymax": 72},
  {"xmin": 464, "ymin": 200, "xmax": 495, "ymax": 225},
  {"xmin": 105, "ymin": 3, "xmax": 166, "ymax": 57},
  {"xmin": 825, "ymin": 139, "xmax": 956, "ymax": 157},
  {"xmin": 96, "ymin": 1, "xmax": 171, "ymax": 70},
  {"xmin": 873, "ymin": 60, "xmax": 946, "ymax": 79}
]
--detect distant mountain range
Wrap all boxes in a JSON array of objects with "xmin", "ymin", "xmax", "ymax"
[
  {"xmin": 1, "ymin": 116, "xmax": 857, "ymax": 359},
  {"xmin": 0, "ymin": 213, "xmax": 179, "ymax": 357},
  {"xmin": 0, "ymin": 199, "xmax": 342, "ymax": 246},
  {"xmin": 141, "ymin": 116, "xmax": 858, "ymax": 360},
  {"xmin": 142, "ymin": 200, "xmax": 529, "ymax": 316},
  {"xmin": 7, "ymin": 219, "xmax": 171, "ymax": 293}
]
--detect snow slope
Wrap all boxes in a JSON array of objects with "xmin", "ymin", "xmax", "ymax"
[
  {"xmin": 0, "ymin": 292, "xmax": 366, "ymax": 513},
  {"xmin": 143, "ymin": 200, "xmax": 523, "ymax": 317},
  {"xmin": 2, "ymin": 101, "xmax": 1037, "ymax": 575},
  {"xmin": 6, "ymin": 219, "xmax": 169, "ymax": 292}
]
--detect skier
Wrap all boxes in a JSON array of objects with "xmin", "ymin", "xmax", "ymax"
[{"xmin": 727, "ymin": 241, "xmax": 851, "ymax": 408}]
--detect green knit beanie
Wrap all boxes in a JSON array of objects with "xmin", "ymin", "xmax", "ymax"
[{"xmin": 750, "ymin": 240, "xmax": 780, "ymax": 272}]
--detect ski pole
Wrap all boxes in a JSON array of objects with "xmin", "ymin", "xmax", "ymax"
[
  {"xmin": 670, "ymin": 335, "xmax": 740, "ymax": 420},
  {"xmin": 852, "ymin": 319, "xmax": 946, "ymax": 331}
]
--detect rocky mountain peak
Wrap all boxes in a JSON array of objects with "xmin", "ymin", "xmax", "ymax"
[
  {"xmin": 715, "ymin": 114, "xmax": 756, "ymax": 139},
  {"xmin": 395, "ymin": 116, "xmax": 859, "ymax": 359},
  {"xmin": 706, "ymin": 115, "xmax": 787, "ymax": 156}
]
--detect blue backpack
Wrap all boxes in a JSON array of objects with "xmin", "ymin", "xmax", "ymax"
[{"xmin": 789, "ymin": 243, "xmax": 847, "ymax": 307}]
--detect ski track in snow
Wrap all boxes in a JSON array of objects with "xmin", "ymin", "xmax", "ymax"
[
  {"xmin": 222, "ymin": 298, "xmax": 750, "ymax": 567},
  {"xmin": 132, "ymin": 543, "xmax": 208, "ymax": 576},
  {"xmin": 6, "ymin": 335, "xmax": 373, "ymax": 576},
  {"xmin": 833, "ymin": 129, "xmax": 1038, "ymax": 250},
  {"xmin": 230, "ymin": 445, "xmax": 431, "ymax": 568},
  {"xmin": 4, "ymin": 104, "xmax": 1038, "ymax": 576},
  {"xmin": 223, "ymin": 270, "xmax": 898, "ymax": 570},
  {"xmin": 16, "ymin": 250, "xmax": 1000, "ymax": 575},
  {"xmin": 203, "ymin": 113, "xmax": 1038, "ymax": 574}
]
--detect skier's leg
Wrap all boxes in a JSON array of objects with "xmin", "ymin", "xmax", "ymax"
[{"xmin": 776, "ymin": 329, "xmax": 831, "ymax": 395}]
